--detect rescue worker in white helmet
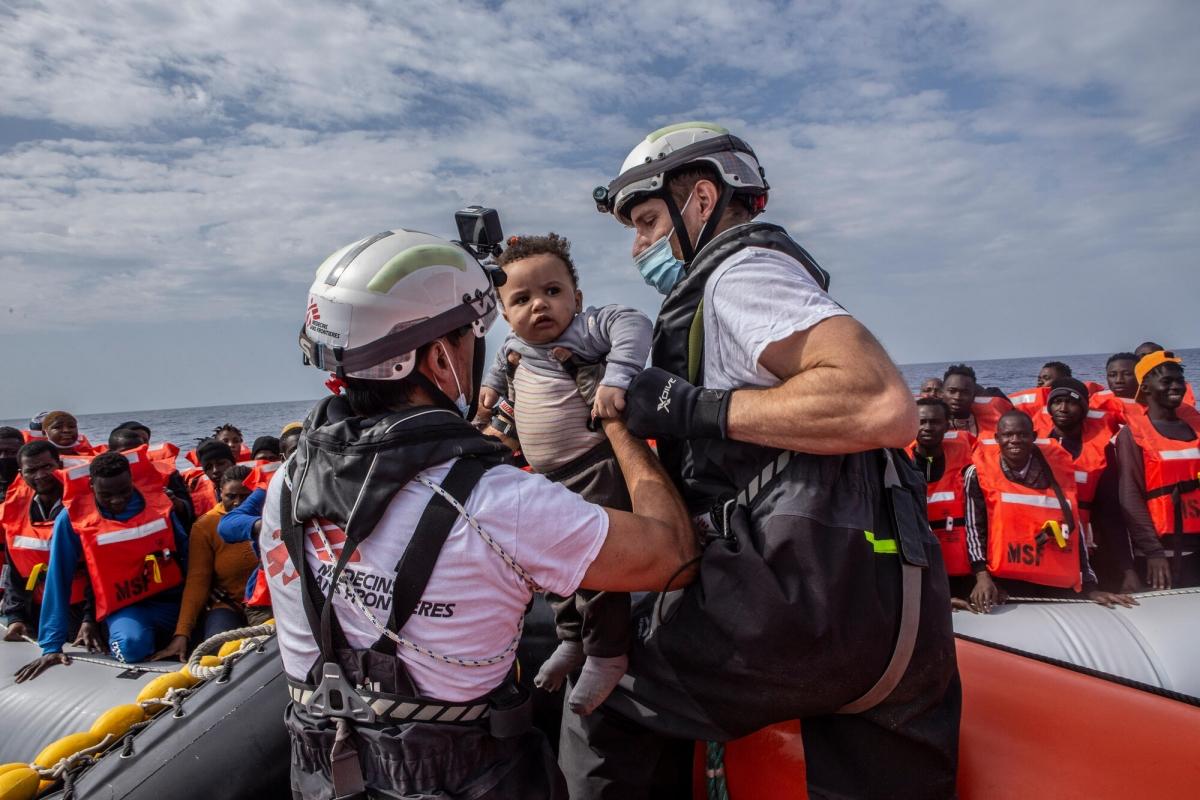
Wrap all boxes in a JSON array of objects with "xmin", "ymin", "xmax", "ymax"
[
  {"xmin": 268, "ymin": 228, "xmax": 696, "ymax": 798},
  {"xmin": 572, "ymin": 123, "xmax": 961, "ymax": 799}
]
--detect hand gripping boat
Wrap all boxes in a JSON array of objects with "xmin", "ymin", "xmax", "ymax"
[
  {"xmin": 0, "ymin": 623, "xmax": 290, "ymax": 800},
  {"xmin": 691, "ymin": 589, "xmax": 1200, "ymax": 799}
]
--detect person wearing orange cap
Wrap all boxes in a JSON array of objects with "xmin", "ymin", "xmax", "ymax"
[
  {"xmin": 1135, "ymin": 342, "xmax": 1197, "ymax": 405},
  {"xmin": 1115, "ymin": 351, "xmax": 1200, "ymax": 589}
]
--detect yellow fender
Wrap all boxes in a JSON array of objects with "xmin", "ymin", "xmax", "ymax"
[
  {"xmin": 0, "ymin": 766, "xmax": 26, "ymax": 777},
  {"xmin": 136, "ymin": 671, "xmax": 198, "ymax": 712},
  {"xmin": 0, "ymin": 766, "xmax": 40, "ymax": 800},
  {"xmin": 89, "ymin": 704, "xmax": 146, "ymax": 739},
  {"xmin": 217, "ymin": 639, "xmax": 244, "ymax": 658},
  {"xmin": 179, "ymin": 655, "xmax": 222, "ymax": 679},
  {"xmin": 33, "ymin": 731, "xmax": 104, "ymax": 769}
]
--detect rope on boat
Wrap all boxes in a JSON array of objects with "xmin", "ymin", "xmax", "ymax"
[
  {"xmin": 0, "ymin": 621, "xmax": 275, "ymax": 800},
  {"xmin": 1006, "ymin": 586, "xmax": 1200, "ymax": 603},
  {"xmin": 705, "ymin": 741, "xmax": 730, "ymax": 800}
]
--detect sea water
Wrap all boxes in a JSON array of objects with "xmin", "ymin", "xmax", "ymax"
[{"xmin": 4, "ymin": 349, "xmax": 1197, "ymax": 455}]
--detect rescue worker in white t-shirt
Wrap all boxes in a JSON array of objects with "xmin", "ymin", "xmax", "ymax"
[
  {"xmin": 577, "ymin": 123, "xmax": 961, "ymax": 800},
  {"xmin": 269, "ymin": 228, "xmax": 696, "ymax": 799}
]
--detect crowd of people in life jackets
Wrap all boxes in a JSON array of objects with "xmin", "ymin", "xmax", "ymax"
[
  {"xmin": 0, "ymin": 413, "xmax": 299, "ymax": 680},
  {"xmin": 908, "ymin": 342, "xmax": 1199, "ymax": 614}
]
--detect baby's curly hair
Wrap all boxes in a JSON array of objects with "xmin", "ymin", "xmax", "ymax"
[{"xmin": 497, "ymin": 232, "xmax": 580, "ymax": 288}]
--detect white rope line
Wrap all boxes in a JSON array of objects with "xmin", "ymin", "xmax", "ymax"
[
  {"xmin": 2, "ymin": 624, "xmax": 177, "ymax": 673},
  {"xmin": 1006, "ymin": 586, "xmax": 1200, "ymax": 604},
  {"xmin": 416, "ymin": 474, "xmax": 544, "ymax": 593},
  {"xmin": 312, "ymin": 523, "xmax": 522, "ymax": 668}
]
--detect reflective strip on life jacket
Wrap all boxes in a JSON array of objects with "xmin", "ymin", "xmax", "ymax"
[
  {"xmin": 94, "ymin": 516, "xmax": 169, "ymax": 546},
  {"xmin": 998, "ymin": 493, "xmax": 1063, "ymax": 509},
  {"xmin": 10, "ymin": 535, "xmax": 50, "ymax": 551},
  {"xmin": 1161, "ymin": 448, "xmax": 1200, "ymax": 461},
  {"xmin": 929, "ymin": 491, "xmax": 956, "ymax": 503}
]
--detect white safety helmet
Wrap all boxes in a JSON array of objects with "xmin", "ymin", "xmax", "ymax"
[
  {"xmin": 594, "ymin": 121, "xmax": 769, "ymax": 227},
  {"xmin": 299, "ymin": 229, "xmax": 498, "ymax": 381}
]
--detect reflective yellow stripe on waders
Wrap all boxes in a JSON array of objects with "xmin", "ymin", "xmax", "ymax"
[{"xmin": 863, "ymin": 531, "xmax": 898, "ymax": 554}]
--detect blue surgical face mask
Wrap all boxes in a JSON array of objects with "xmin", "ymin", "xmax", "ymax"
[{"xmin": 633, "ymin": 192, "xmax": 694, "ymax": 295}]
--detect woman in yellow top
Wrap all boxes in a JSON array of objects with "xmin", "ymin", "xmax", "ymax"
[{"xmin": 152, "ymin": 466, "xmax": 258, "ymax": 661}]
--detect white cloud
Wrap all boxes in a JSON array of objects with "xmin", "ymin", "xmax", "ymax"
[{"xmin": 0, "ymin": 0, "xmax": 1197, "ymax": 416}]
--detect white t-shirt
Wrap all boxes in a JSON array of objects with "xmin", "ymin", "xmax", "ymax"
[
  {"xmin": 702, "ymin": 243, "xmax": 848, "ymax": 390},
  {"xmin": 260, "ymin": 460, "xmax": 609, "ymax": 702}
]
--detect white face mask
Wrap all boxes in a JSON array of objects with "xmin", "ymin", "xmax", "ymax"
[{"xmin": 438, "ymin": 342, "xmax": 470, "ymax": 418}]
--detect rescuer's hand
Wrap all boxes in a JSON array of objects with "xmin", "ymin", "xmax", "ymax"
[
  {"xmin": 950, "ymin": 598, "xmax": 974, "ymax": 613},
  {"xmin": 1087, "ymin": 590, "xmax": 1139, "ymax": 609},
  {"xmin": 72, "ymin": 620, "xmax": 106, "ymax": 653},
  {"xmin": 969, "ymin": 571, "xmax": 1001, "ymax": 614},
  {"xmin": 3, "ymin": 622, "xmax": 28, "ymax": 642},
  {"xmin": 14, "ymin": 652, "xmax": 70, "ymax": 683},
  {"xmin": 623, "ymin": 368, "xmax": 729, "ymax": 441},
  {"xmin": 1145, "ymin": 556, "xmax": 1171, "ymax": 590}
]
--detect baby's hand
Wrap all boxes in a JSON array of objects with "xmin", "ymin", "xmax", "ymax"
[
  {"xmin": 593, "ymin": 385, "xmax": 627, "ymax": 420},
  {"xmin": 476, "ymin": 386, "xmax": 500, "ymax": 423}
]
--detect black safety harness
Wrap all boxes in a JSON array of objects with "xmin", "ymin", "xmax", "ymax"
[{"xmin": 278, "ymin": 399, "xmax": 532, "ymax": 798}]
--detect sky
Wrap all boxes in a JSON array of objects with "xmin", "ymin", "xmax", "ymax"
[{"xmin": 2, "ymin": 0, "xmax": 1198, "ymax": 418}]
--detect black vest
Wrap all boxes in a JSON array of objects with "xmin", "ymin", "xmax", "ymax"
[
  {"xmin": 283, "ymin": 395, "xmax": 509, "ymax": 690},
  {"xmin": 650, "ymin": 222, "xmax": 839, "ymax": 511}
]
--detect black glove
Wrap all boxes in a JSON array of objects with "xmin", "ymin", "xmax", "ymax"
[{"xmin": 624, "ymin": 367, "xmax": 730, "ymax": 441}]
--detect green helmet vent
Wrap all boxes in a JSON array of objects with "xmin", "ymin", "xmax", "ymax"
[{"xmin": 367, "ymin": 244, "xmax": 468, "ymax": 294}]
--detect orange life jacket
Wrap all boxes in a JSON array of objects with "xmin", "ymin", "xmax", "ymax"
[
  {"xmin": 1124, "ymin": 413, "xmax": 1200, "ymax": 539},
  {"xmin": 0, "ymin": 482, "xmax": 88, "ymax": 605},
  {"xmin": 184, "ymin": 444, "xmax": 253, "ymax": 467},
  {"xmin": 1008, "ymin": 387, "xmax": 1048, "ymax": 418},
  {"xmin": 908, "ymin": 431, "xmax": 973, "ymax": 575},
  {"xmin": 61, "ymin": 452, "xmax": 182, "ymax": 620},
  {"xmin": 183, "ymin": 468, "xmax": 217, "ymax": 518},
  {"xmin": 971, "ymin": 394, "xmax": 1014, "ymax": 438},
  {"xmin": 1032, "ymin": 418, "xmax": 1112, "ymax": 548},
  {"xmin": 242, "ymin": 460, "xmax": 282, "ymax": 493},
  {"xmin": 973, "ymin": 439, "xmax": 1082, "ymax": 590},
  {"xmin": 147, "ymin": 442, "xmax": 181, "ymax": 470},
  {"xmin": 246, "ymin": 567, "xmax": 271, "ymax": 607}
]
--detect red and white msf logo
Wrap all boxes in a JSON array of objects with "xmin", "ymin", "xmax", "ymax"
[{"xmin": 305, "ymin": 299, "xmax": 321, "ymax": 327}]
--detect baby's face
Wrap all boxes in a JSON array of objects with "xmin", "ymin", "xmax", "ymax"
[{"xmin": 498, "ymin": 254, "xmax": 582, "ymax": 345}]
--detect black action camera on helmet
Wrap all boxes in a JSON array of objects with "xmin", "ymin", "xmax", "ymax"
[
  {"xmin": 455, "ymin": 205, "xmax": 507, "ymax": 287},
  {"xmin": 455, "ymin": 206, "xmax": 504, "ymax": 259}
]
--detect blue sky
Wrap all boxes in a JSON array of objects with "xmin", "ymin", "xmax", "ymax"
[{"xmin": 2, "ymin": 0, "xmax": 1198, "ymax": 418}]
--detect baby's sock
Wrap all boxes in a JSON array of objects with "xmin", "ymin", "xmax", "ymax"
[
  {"xmin": 567, "ymin": 654, "xmax": 629, "ymax": 716},
  {"xmin": 534, "ymin": 641, "xmax": 585, "ymax": 692}
]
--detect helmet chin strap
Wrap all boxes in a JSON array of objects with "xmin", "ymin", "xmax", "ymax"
[
  {"xmin": 662, "ymin": 184, "xmax": 736, "ymax": 267},
  {"xmin": 407, "ymin": 336, "xmax": 487, "ymax": 420}
]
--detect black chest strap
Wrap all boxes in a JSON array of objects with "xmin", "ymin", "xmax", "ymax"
[{"xmin": 371, "ymin": 457, "xmax": 488, "ymax": 652}]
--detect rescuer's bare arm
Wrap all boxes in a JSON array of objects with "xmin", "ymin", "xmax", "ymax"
[
  {"xmin": 726, "ymin": 315, "xmax": 916, "ymax": 454},
  {"xmin": 579, "ymin": 419, "xmax": 697, "ymax": 592}
]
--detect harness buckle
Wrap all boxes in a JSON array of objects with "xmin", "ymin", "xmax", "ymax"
[{"xmin": 307, "ymin": 662, "xmax": 376, "ymax": 724}]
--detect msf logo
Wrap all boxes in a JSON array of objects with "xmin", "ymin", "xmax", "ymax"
[
  {"xmin": 305, "ymin": 299, "xmax": 321, "ymax": 328},
  {"xmin": 657, "ymin": 377, "xmax": 676, "ymax": 413}
]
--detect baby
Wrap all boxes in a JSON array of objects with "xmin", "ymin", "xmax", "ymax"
[{"xmin": 478, "ymin": 233, "xmax": 652, "ymax": 716}]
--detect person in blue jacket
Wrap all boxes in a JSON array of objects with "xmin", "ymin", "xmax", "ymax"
[
  {"xmin": 218, "ymin": 482, "xmax": 268, "ymax": 617},
  {"xmin": 13, "ymin": 452, "xmax": 190, "ymax": 681}
]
